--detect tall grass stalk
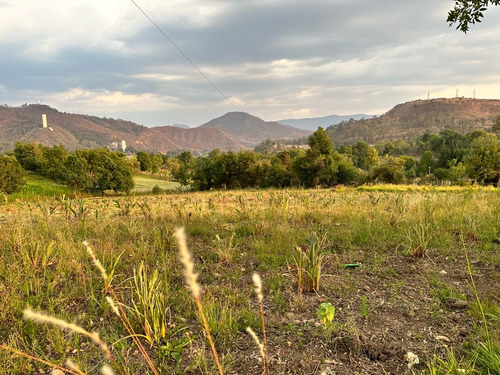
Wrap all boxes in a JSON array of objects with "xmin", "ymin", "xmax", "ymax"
[
  {"xmin": 83, "ymin": 242, "xmax": 159, "ymax": 375},
  {"xmin": 174, "ymin": 227, "xmax": 224, "ymax": 375},
  {"xmin": 0, "ymin": 344, "xmax": 80, "ymax": 375},
  {"xmin": 22, "ymin": 309, "xmax": 120, "ymax": 372},
  {"xmin": 252, "ymin": 273, "xmax": 270, "ymax": 375}
]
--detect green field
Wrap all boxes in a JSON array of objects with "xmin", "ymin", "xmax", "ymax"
[
  {"xmin": 7, "ymin": 173, "xmax": 74, "ymax": 202},
  {"xmin": 132, "ymin": 174, "xmax": 182, "ymax": 192},
  {"xmin": 0, "ymin": 187, "xmax": 498, "ymax": 374}
]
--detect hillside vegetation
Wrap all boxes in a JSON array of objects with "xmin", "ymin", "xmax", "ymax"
[{"xmin": 326, "ymin": 98, "xmax": 500, "ymax": 145}]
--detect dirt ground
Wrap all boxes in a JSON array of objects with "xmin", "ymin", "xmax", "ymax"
[{"xmin": 225, "ymin": 246, "xmax": 498, "ymax": 374}]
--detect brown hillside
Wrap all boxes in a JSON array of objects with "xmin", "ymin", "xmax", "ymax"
[
  {"xmin": 0, "ymin": 105, "xmax": 244, "ymax": 153},
  {"xmin": 326, "ymin": 98, "xmax": 500, "ymax": 145},
  {"xmin": 200, "ymin": 111, "xmax": 312, "ymax": 145}
]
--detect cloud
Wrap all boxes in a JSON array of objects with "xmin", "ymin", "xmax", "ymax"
[{"xmin": 1, "ymin": 0, "xmax": 500, "ymax": 125}]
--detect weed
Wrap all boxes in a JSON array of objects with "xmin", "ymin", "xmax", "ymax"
[
  {"xmin": 131, "ymin": 262, "xmax": 170, "ymax": 345},
  {"xmin": 359, "ymin": 295, "xmax": 371, "ymax": 318},
  {"xmin": 213, "ymin": 233, "xmax": 236, "ymax": 264},
  {"xmin": 316, "ymin": 302, "xmax": 335, "ymax": 328},
  {"xmin": 293, "ymin": 231, "xmax": 329, "ymax": 293}
]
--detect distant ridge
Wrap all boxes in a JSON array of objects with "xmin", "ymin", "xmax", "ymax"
[
  {"xmin": 0, "ymin": 105, "xmax": 244, "ymax": 153},
  {"xmin": 200, "ymin": 111, "xmax": 312, "ymax": 145},
  {"xmin": 0, "ymin": 106, "xmax": 308, "ymax": 153},
  {"xmin": 325, "ymin": 97, "xmax": 500, "ymax": 145},
  {"xmin": 277, "ymin": 114, "xmax": 374, "ymax": 131}
]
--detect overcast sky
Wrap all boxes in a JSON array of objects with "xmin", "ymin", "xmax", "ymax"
[{"xmin": 1, "ymin": 1, "xmax": 499, "ymax": 127}]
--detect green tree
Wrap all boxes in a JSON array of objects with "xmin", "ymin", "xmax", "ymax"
[
  {"xmin": 0, "ymin": 155, "xmax": 25, "ymax": 193},
  {"xmin": 13, "ymin": 142, "xmax": 44, "ymax": 172},
  {"xmin": 370, "ymin": 156, "xmax": 406, "ymax": 184},
  {"xmin": 447, "ymin": 0, "xmax": 500, "ymax": 33},
  {"xmin": 173, "ymin": 151, "xmax": 195, "ymax": 185},
  {"xmin": 136, "ymin": 151, "xmax": 152, "ymax": 172},
  {"xmin": 293, "ymin": 127, "xmax": 341, "ymax": 187},
  {"xmin": 417, "ymin": 151, "xmax": 436, "ymax": 177},
  {"xmin": 464, "ymin": 134, "xmax": 500, "ymax": 182},
  {"xmin": 62, "ymin": 149, "xmax": 134, "ymax": 193}
]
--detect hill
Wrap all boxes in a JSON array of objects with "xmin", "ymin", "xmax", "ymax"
[
  {"xmin": 325, "ymin": 97, "xmax": 500, "ymax": 145},
  {"xmin": 0, "ymin": 105, "xmax": 245, "ymax": 153},
  {"xmin": 277, "ymin": 113, "xmax": 374, "ymax": 131},
  {"xmin": 199, "ymin": 111, "xmax": 312, "ymax": 146}
]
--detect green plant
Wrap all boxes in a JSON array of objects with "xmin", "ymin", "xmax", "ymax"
[
  {"xmin": 152, "ymin": 184, "xmax": 162, "ymax": 194},
  {"xmin": 293, "ymin": 231, "xmax": 329, "ymax": 293},
  {"xmin": 213, "ymin": 233, "xmax": 236, "ymax": 264},
  {"xmin": 425, "ymin": 346, "xmax": 474, "ymax": 374},
  {"xmin": 131, "ymin": 262, "xmax": 170, "ymax": 345},
  {"xmin": 359, "ymin": 295, "xmax": 371, "ymax": 319},
  {"xmin": 403, "ymin": 222, "xmax": 433, "ymax": 258},
  {"xmin": 23, "ymin": 240, "xmax": 57, "ymax": 272},
  {"xmin": 316, "ymin": 302, "xmax": 335, "ymax": 328}
]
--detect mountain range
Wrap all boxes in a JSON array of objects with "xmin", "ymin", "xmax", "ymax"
[
  {"xmin": 0, "ymin": 105, "xmax": 310, "ymax": 153},
  {"xmin": 1, "ymin": 97, "xmax": 500, "ymax": 153}
]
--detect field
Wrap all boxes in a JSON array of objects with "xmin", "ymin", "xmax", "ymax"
[
  {"xmin": 132, "ymin": 175, "xmax": 182, "ymax": 193},
  {"xmin": 0, "ymin": 187, "xmax": 499, "ymax": 374}
]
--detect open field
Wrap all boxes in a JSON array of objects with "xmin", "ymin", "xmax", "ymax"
[
  {"xmin": 132, "ymin": 175, "xmax": 182, "ymax": 193},
  {"xmin": 0, "ymin": 187, "xmax": 498, "ymax": 374}
]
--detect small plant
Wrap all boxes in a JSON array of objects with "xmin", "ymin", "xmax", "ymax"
[
  {"xmin": 213, "ymin": 233, "xmax": 236, "ymax": 264},
  {"xmin": 152, "ymin": 184, "xmax": 162, "ymax": 194},
  {"xmin": 293, "ymin": 231, "xmax": 329, "ymax": 293},
  {"xmin": 402, "ymin": 222, "xmax": 434, "ymax": 258},
  {"xmin": 359, "ymin": 295, "xmax": 371, "ymax": 318},
  {"xmin": 131, "ymin": 262, "xmax": 170, "ymax": 345},
  {"xmin": 114, "ymin": 198, "xmax": 136, "ymax": 216},
  {"xmin": 316, "ymin": 302, "xmax": 335, "ymax": 328},
  {"xmin": 23, "ymin": 240, "xmax": 57, "ymax": 272}
]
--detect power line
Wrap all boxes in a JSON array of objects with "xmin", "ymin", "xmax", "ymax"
[{"xmin": 129, "ymin": 0, "xmax": 239, "ymax": 111}]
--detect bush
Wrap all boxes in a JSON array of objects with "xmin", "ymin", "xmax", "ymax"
[
  {"xmin": 152, "ymin": 185, "xmax": 162, "ymax": 194},
  {"xmin": 0, "ymin": 155, "xmax": 25, "ymax": 193}
]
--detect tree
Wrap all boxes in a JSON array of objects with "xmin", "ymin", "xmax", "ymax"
[
  {"xmin": 464, "ymin": 134, "xmax": 500, "ymax": 182},
  {"xmin": 136, "ymin": 151, "xmax": 152, "ymax": 172},
  {"xmin": 370, "ymin": 156, "xmax": 406, "ymax": 184},
  {"xmin": 293, "ymin": 127, "xmax": 341, "ymax": 187},
  {"xmin": 417, "ymin": 151, "xmax": 436, "ymax": 177},
  {"xmin": 62, "ymin": 149, "xmax": 134, "ymax": 193},
  {"xmin": 447, "ymin": 0, "xmax": 500, "ymax": 33},
  {"xmin": 0, "ymin": 155, "xmax": 24, "ymax": 193}
]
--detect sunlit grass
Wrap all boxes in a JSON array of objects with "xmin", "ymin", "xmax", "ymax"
[{"xmin": 132, "ymin": 175, "xmax": 182, "ymax": 193}]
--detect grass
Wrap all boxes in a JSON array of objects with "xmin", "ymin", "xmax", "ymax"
[
  {"xmin": 8, "ymin": 172, "xmax": 74, "ymax": 201},
  {"xmin": 0, "ymin": 186, "xmax": 498, "ymax": 373},
  {"xmin": 132, "ymin": 175, "xmax": 181, "ymax": 193}
]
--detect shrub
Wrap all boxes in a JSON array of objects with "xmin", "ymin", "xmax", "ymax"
[{"xmin": 0, "ymin": 155, "xmax": 25, "ymax": 193}]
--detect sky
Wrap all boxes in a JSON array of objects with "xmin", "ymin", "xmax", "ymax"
[{"xmin": 1, "ymin": 0, "xmax": 500, "ymax": 127}]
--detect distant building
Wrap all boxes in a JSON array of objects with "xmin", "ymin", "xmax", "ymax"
[
  {"xmin": 42, "ymin": 114, "xmax": 47, "ymax": 128},
  {"xmin": 121, "ymin": 140, "xmax": 126, "ymax": 152}
]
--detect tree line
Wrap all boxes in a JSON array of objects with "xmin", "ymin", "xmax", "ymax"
[
  {"xmin": 1, "ymin": 142, "xmax": 135, "ymax": 194},
  {"xmin": 135, "ymin": 127, "xmax": 500, "ymax": 190},
  {"xmin": 1, "ymin": 127, "xmax": 500, "ymax": 195}
]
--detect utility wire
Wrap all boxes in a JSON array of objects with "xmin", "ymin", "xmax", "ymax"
[{"xmin": 129, "ymin": 0, "xmax": 239, "ymax": 111}]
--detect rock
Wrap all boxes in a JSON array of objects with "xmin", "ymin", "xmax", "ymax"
[
  {"xmin": 51, "ymin": 370, "xmax": 65, "ymax": 375},
  {"xmin": 405, "ymin": 352, "xmax": 419, "ymax": 369},
  {"xmin": 439, "ymin": 270, "xmax": 448, "ymax": 275}
]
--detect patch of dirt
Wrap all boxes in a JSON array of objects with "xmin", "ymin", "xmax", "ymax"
[{"xmin": 226, "ymin": 245, "xmax": 496, "ymax": 374}]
